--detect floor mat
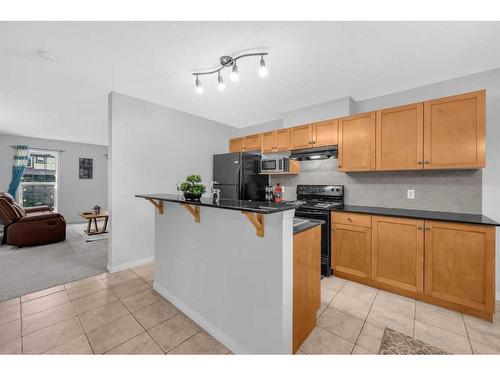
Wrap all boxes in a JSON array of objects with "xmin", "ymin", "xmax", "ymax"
[
  {"xmin": 0, "ymin": 224, "xmax": 108, "ymax": 301},
  {"xmin": 378, "ymin": 327, "xmax": 449, "ymax": 355}
]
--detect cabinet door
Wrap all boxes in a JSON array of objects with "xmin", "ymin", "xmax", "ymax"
[
  {"xmin": 331, "ymin": 223, "xmax": 371, "ymax": 280},
  {"xmin": 338, "ymin": 112, "xmax": 376, "ymax": 171},
  {"xmin": 293, "ymin": 226, "xmax": 321, "ymax": 353},
  {"xmin": 372, "ymin": 216, "xmax": 424, "ymax": 293},
  {"xmin": 376, "ymin": 103, "xmax": 424, "ymax": 170},
  {"xmin": 243, "ymin": 133, "xmax": 262, "ymax": 151},
  {"xmin": 423, "ymin": 90, "xmax": 485, "ymax": 169},
  {"xmin": 276, "ymin": 128, "xmax": 291, "ymax": 151},
  {"xmin": 313, "ymin": 119, "xmax": 338, "ymax": 147},
  {"xmin": 261, "ymin": 131, "xmax": 277, "ymax": 153},
  {"xmin": 229, "ymin": 137, "xmax": 244, "ymax": 153},
  {"xmin": 291, "ymin": 124, "xmax": 313, "ymax": 150},
  {"xmin": 424, "ymin": 221, "xmax": 495, "ymax": 313}
]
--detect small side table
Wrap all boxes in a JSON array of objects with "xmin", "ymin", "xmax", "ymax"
[{"xmin": 79, "ymin": 210, "xmax": 109, "ymax": 235}]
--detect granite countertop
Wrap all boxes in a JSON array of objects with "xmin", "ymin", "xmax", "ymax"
[
  {"xmin": 135, "ymin": 193, "xmax": 297, "ymax": 214},
  {"xmin": 332, "ymin": 205, "xmax": 499, "ymax": 226},
  {"xmin": 293, "ymin": 218, "xmax": 325, "ymax": 235}
]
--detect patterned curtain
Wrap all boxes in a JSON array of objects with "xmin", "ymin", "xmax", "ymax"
[{"xmin": 7, "ymin": 145, "xmax": 29, "ymax": 199}]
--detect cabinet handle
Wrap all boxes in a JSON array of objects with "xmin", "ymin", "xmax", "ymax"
[
  {"xmin": 347, "ymin": 218, "xmax": 352, "ymax": 222},
  {"xmin": 425, "ymin": 226, "xmax": 431, "ymax": 231},
  {"xmin": 417, "ymin": 161, "xmax": 423, "ymax": 164},
  {"xmin": 417, "ymin": 226, "xmax": 423, "ymax": 230},
  {"xmin": 424, "ymin": 160, "xmax": 430, "ymax": 164}
]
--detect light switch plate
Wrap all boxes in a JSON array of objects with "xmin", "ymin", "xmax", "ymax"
[{"xmin": 407, "ymin": 189, "xmax": 415, "ymax": 199}]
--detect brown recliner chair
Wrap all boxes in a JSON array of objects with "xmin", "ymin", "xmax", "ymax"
[{"xmin": 0, "ymin": 192, "xmax": 66, "ymax": 247}]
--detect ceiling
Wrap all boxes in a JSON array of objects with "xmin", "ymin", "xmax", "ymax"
[{"xmin": 1, "ymin": 21, "xmax": 500, "ymax": 146}]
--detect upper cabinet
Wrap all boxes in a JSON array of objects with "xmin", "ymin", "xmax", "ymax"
[
  {"xmin": 229, "ymin": 137, "xmax": 244, "ymax": 153},
  {"xmin": 376, "ymin": 103, "xmax": 424, "ymax": 171},
  {"xmin": 313, "ymin": 119, "xmax": 338, "ymax": 147},
  {"xmin": 338, "ymin": 112, "xmax": 376, "ymax": 172},
  {"xmin": 291, "ymin": 124, "xmax": 313, "ymax": 150},
  {"xmin": 291, "ymin": 120, "xmax": 338, "ymax": 150},
  {"xmin": 243, "ymin": 133, "xmax": 262, "ymax": 151},
  {"xmin": 423, "ymin": 90, "xmax": 485, "ymax": 169},
  {"xmin": 262, "ymin": 129, "xmax": 291, "ymax": 153},
  {"xmin": 229, "ymin": 134, "xmax": 262, "ymax": 152},
  {"xmin": 228, "ymin": 89, "xmax": 486, "ymax": 171}
]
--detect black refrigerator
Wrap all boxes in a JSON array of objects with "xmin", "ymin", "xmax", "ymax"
[{"xmin": 213, "ymin": 152, "xmax": 269, "ymax": 201}]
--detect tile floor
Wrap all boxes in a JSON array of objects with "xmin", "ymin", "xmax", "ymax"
[
  {"xmin": 0, "ymin": 263, "xmax": 230, "ymax": 354},
  {"xmin": 299, "ymin": 276, "xmax": 500, "ymax": 354},
  {"xmin": 1, "ymin": 264, "xmax": 499, "ymax": 355}
]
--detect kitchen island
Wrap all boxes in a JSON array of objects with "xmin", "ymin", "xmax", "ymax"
[{"xmin": 135, "ymin": 193, "xmax": 321, "ymax": 354}]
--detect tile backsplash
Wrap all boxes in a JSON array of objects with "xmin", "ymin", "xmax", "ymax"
[{"xmin": 271, "ymin": 158, "xmax": 482, "ymax": 214}]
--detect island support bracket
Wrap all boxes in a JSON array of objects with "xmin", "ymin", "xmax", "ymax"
[
  {"xmin": 146, "ymin": 198, "xmax": 164, "ymax": 214},
  {"xmin": 181, "ymin": 204, "xmax": 200, "ymax": 223},
  {"xmin": 241, "ymin": 212, "xmax": 265, "ymax": 237}
]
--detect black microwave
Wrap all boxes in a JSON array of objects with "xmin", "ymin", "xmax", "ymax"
[{"xmin": 260, "ymin": 157, "xmax": 290, "ymax": 173}]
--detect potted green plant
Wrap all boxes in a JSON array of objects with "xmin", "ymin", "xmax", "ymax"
[{"xmin": 180, "ymin": 174, "xmax": 206, "ymax": 201}]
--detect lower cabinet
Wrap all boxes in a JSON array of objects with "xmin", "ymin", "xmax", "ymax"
[
  {"xmin": 371, "ymin": 216, "xmax": 424, "ymax": 293},
  {"xmin": 331, "ymin": 212, "xmax": 496, "ymax": 320},
  {"xmin": 331, "ymin": 222, "xmax": 371, "ymax": 281},
  {"xmin": 424, "ymin": 221, "xmax": 495, "ymax": 315},
  {"xmin": 293, "ymin": 226, "xmax": 321, "ymax": 353}
]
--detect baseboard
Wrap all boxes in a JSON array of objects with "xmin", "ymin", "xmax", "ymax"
[
  {"xmin": 107, "ymin": 256, "xmax": 154, "ymax": 273},
  {"xmin": 154, "ymin": 282, "xmax": 243, "ymax": 354}
]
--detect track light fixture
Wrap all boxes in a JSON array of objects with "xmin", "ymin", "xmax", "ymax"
[{"xmin": 193, "ymin": 52, "xmax": 268, "ymax": 94}]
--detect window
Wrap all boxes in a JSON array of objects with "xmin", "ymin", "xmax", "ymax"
[{"xmin": 19, "ymin": 149, "xmax": 59, "ymax": 211}]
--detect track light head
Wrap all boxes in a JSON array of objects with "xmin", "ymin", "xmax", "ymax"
[
  {"xmin": 259, "ymin": 55, "xmax": 268, "ymax": 77},
  {"xmin": 230, "ymin": 63, "xmax": 239, "ymax": 82},
  {"xmin": 195, "ymin": 76, "xmax": 204, "ymax": 94},
  {"xmin": 217, "ymin": 72, "xmax": 226, "ymax": 91}
]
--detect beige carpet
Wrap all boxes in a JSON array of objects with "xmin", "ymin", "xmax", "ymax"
[{"xmin": 0, "ymin": 224, "xmax": 107, "ymax": 301}]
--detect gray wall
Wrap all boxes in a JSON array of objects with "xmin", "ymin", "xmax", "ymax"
[
  {"xmin": 282, "ymin": 96, "xmax": 354, "ymax": 128},
  {"xmin": 108, "ymin": 92, "xmax": 237, "ymax": 271},
  {"xmin": 0, "ymin": 134, "xmax": 108, "ymax": 224}
]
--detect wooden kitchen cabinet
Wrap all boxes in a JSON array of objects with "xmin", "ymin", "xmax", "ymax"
[
  {"xmin": 331, "ymin": 214, "xmax": 372, "ymax": 281},
  {"xmin": 276, "ymin": 129, "xmax": 291, "ymax": 151},
  {"xmin": 293, "ymin": 226, "xmax": 321, "ymax": 353},
  {"xmin": 229, "ymin": 137, "xmax": 244, "ymax": 152},
  {"xmin": 338, "ymin": 112, "xmax": 376, "ymax": 171},
  {"xmin": 261, "ymin": 129, "xmax": 291, "ymax": 153},
  {"xmin": 291, "ymin": 124, "xmax": 313, "ymax": 150},
  {"xmin": 261, "ymin": 131, "xmax": 277, "ymax": 153},
  {"xmin": 243, "ymin": 133, "xmax": 262, "ymax": 151},
  {"xmin": 424, "ymin": 220, "xmax": 495, "ymax": 316},
  {"xmin": 376, "ymin": 103, "xmax": 424, "ymax": 170},
  {"xmin": 290, "ymin": 121, "xmax": 338, "ymax": 150},
  {"xmin": 313, "ymin": 119, "xmax": 338, "ymax": 147},
  {"xmin": 423, "ymin": 90, "xmax": 485, "ymax": 169},
  {"xmin": 371, "ymin": 216, "xmax": 424, "ymax": 293}
]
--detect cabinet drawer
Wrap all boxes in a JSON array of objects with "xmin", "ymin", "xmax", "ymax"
[{"xmin": 332, "ymin": 212, "xmax": 371, "ymax": 227}]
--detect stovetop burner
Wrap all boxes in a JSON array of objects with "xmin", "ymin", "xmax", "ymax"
[{"xmin": 293, "ymin": 184, "xmax": 345, "ymax": 211}]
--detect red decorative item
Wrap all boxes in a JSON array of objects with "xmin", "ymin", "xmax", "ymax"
[{"xmin": 274, "ymin": 183, "xmax": 283, "ymax": 203}]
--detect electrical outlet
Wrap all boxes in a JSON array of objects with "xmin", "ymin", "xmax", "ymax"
[{"xmin": 407, "ymin": 189, "xmax": 415, "ymax": 199}]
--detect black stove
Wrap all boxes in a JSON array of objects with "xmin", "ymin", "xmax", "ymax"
[{"xmin": 293, "ymin": 185, "xmax": 344, "ymax": 277}]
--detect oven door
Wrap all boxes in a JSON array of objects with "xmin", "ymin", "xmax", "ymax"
[{"xmin": 294, "ymin": 209, "xmax": 331, "ymax": 277}]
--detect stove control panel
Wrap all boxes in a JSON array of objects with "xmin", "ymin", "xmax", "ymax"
[{"xmin": 297, "ymin": 184, "xmax": 344, "ymax": 196}]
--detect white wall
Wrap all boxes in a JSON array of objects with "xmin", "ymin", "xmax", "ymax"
[
  {"xmin": 108, "ymin": 92, "xmax": 237, "ymax": 271},
  {"xmin": 353, "ymin": 68, "xmax": 500, "ymax": 297},
  {"xmin": 0, "ymin": 134, "xmax": 108, "ymax": 224}
]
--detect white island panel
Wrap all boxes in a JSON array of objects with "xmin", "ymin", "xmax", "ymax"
[{"xmin": 153, "ymin": 202, "xmax": 294, "ymax": 354}]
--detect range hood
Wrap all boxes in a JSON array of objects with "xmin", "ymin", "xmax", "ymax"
[{"xmin": 290, "ymin": 145, "xmax": 338, "ymax": 161}]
